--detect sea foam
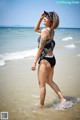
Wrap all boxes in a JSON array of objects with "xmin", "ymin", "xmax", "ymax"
[
  {"xmin": 62, "ymin": 36, "xmax": 73, "ymax": 41},
  {"xmin": 65, "ymin": 44, "xmax": 76, "ymax": 48},
  {"xmin": 54, "ymin": 96, "xmax": 80, "ymax": 110},
  {"xmin": 0, "ymin": 48, "xmax": 37, "ymax": 67}
]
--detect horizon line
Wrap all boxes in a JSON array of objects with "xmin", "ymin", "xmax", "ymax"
[{"xmin": 0, "ymin": 25, "xmax": 80, "ymax": 29}]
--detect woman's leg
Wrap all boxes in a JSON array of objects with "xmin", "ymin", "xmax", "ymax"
[
  {"xmin": 46, "ymin": 67, "xmax": 66, "ymax": 104},
  {"xmin": 38, "ymin": 59, "xmax": 51, "ymax": 106},
  {"xmin": 38, "ymin": 62, "xmax": 47, "ymax": 106}
]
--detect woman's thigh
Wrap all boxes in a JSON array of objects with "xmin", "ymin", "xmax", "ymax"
[
  {"xmin": 46, "ymin": 67, "xmax": 54, "ymax": 85},
  {"xmin": 38, "ymin": 59, "xmax": 51, "ymax": 87}
]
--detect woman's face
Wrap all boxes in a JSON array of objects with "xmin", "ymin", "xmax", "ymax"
[{"xmin": 43, "ymin": 16, "xmax": 51, "ymax": 27}]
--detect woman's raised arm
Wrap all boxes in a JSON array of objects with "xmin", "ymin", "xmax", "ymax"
[{"xmin": 34, "ymin": 12, "xmax": 45, "ymax": 33}]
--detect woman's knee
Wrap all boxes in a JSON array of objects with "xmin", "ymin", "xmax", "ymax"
[
  {"xmin": 39, "ymin": 80, "xmax": 46, "ymax": 88},
  {"xmin": 47, "ymin": 79, "xmax": 53, "ymax": 86},
  {"xmin": 40, "ymin": 86, "xmax": 46, "ymax": 93}
]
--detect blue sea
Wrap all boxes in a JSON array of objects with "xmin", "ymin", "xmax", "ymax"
[{"xmin": 0, "ymin": 27, "xmax": 80, "ymax": 66}]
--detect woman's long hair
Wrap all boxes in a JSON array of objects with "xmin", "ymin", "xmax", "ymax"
[{"xmin": 50, "ymin": 11, "xmax": 59, "ymax": 30}]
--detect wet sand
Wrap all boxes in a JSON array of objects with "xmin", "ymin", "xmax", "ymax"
[{"xmin": 0, "ymin": 50, "xmax": 80, "ymax": 120}]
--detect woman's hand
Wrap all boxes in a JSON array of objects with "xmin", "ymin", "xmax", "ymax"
[
  {"xmin": 40, "ymin": 12, "xmax": 46, "ymax": 19},
  {"xmin": 31, "ymin": 62, "xmax": 36, "ymax": 71}
]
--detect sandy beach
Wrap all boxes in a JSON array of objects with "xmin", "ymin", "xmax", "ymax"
[{"xmin": 0, "ymin": 49, "xmax": 80, "ymax": 120}]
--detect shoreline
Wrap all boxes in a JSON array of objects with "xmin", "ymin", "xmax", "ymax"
[{"xmin": 0, "ymin": 54, "xmax": 80, "ymax": 96}]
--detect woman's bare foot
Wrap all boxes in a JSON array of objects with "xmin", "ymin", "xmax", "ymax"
[
  {"xmin": 34, "ymin": 103, "xmax": 44, "ymax": 108},
  {"xmin": 60, "ymin": 98, "xmax": 66, "ymax": 105}
]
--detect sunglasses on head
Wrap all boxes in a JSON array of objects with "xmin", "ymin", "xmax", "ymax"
[{"xmin": 44, "ymin": 11, "xmax": 53, "ymax": 21}]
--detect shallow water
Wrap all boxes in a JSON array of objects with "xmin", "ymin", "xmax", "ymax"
[
  {"xmin": 0, "ymin": 28, "xmax": 80, "ymax": 120},
  {"xmin": 53, "ymin": 96, "xmax": 80, "ymax": 110},
  {"xmin": 0, "ymin": 27, "xmax": 80, "ymax": 66},
  {"xmin": 0, "ymin": 56, "xmax": 80, "ymax": 120}
]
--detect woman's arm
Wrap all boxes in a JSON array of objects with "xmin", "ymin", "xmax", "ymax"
[
  {"xmin": 31, "ymin": 29, "xmax": 48, "ymax": 71},
  {"xmin": 34, "ymin": 18, "xmax": 43, "ymax": 33},
  {"xmin": 34, "ymin": 12, "xmax": 45, "ymax": 33}
]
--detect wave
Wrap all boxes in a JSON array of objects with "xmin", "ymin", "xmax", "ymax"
[
  {"xmin": 65, "ymin": 44, "xmax": 76, "ymax": 48},
  {"xmin": 62, "ymin": 36, "xmax": 73, "ymax": 41},
  {"xmin": 0, "ymin": 48, "xmax": 38, "ymax": 67},
  {"xmin": 54, "ymin": 96, "xmax": 80, "ymax": 110}
]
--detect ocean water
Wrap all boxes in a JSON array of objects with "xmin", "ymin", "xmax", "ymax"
[
  {"xmin": 0, "ymin": 27, "xmax": 80, "ymax": 66},
  {"xmin": 0, "ymin": 27, "xmax": 80, "ymax": 119}
]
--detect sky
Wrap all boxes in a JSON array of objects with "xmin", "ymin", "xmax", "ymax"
[{"xmin": 0, "ymin": 0, "xmax": 80, "ymax": 28}]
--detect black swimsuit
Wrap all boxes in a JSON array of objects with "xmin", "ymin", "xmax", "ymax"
[{"xmin": 38, "ymin": 31, "xmax": 56, "ymax": 67}]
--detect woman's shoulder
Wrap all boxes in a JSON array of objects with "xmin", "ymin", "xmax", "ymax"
[
  {"xmin": 41, "ymin": 28, "xmax": 50, "ymax": 36},
  {"xmin": 42, "ymin": 28, "xmax": 54, "ymax": 35},
  {"xmin": 42, "ymin": 27, "xmax": 50, "ymax": 31},
  {"xmin": 41, "ymin": 28, "xmax": 47, "ymax": 32},
  {"xmin": 41, "ymin": 28, "xmax": 49, "ymax": 39},
  {"xmin": 41, "ymin": 28, "xmax": 54, "ymax": 40}
]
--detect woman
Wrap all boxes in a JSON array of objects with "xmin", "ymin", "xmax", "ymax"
[{"xmin": 31, "ymin": 11, "xmax": 66, "ymax": 108}]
